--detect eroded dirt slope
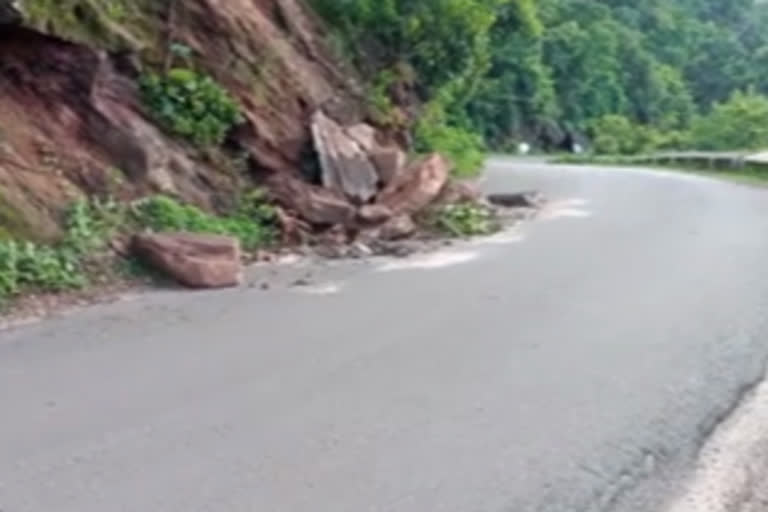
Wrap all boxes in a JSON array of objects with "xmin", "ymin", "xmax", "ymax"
[{"xmin": 0, "ymin": 0, "xmax": 365, "ymax": 240}]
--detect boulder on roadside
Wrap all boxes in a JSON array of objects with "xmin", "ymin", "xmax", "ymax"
[
  {"xmin": 369, "ymin": 146, "xmax": 406, "ymax": 185},
  {"xmin": 438, "ymin": 180, "xmax": 483, "ymax": 205},
  {"xmin": 377, "ymin": 153, "xmax": 451, "ymax": 216},
  {"xmin": 266, "ymin": 173, "xmax": 357, "ymax": 226},
  {"xmin": 311, "ymin": 111, "xmax": 380, "ymax": 203},
  {"xmin": 132, "ymin": 232, "xmax": 243, "ymax": 289},
  {"xmin": 357, "ymin": 203, "xmax": 393, "ymax": 225},
  {"xmin": 378, "ymin": 214, "xmax": 416, "ymax": 240},
  {"xmin": 487, "ymin": 191, "xmax": 546, "ymax": 209}
]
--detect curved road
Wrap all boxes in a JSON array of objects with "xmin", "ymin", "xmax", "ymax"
[{"xmin": 3, "ymin": 159, "xmax": 768, "ymax": 511}]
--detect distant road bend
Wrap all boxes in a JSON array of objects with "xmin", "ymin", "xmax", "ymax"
[{"xmin": 3, "ymin": 158, "xmax": 768, "ymax": 511}]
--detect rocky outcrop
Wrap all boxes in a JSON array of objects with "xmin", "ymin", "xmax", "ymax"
[
  {"xmin": 1, "ymin": 0, "xmax": 480, "ymax": 248},
  {"xmin": 0, "ymin": 0, "xmax": 365, "ymax": 239},
  {"xmin": 132, "ymin": 232, "xmax": 243, "ymax": 288},
  {"xmin": 265, "ymin": 173, "xmax": 356, "ymax": 226}
]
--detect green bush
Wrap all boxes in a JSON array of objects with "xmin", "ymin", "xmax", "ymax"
[
  {"xmin": 139, "ymin": 68, "xmax": 243, "ymax": 146},
  {"xmin": 688, "ymin": 91, "xmax": 768, "ymax": 151},
  {"xmin": 367, "ymin": 69, "xmax": 406, "ymax": 127},
  {"xmin": 433, "ymin": 202, "xmax": 498, "ymax": 237},
  {"xmin": 413, "ymin": 95, "xmax": 487, "ymax": 177},
  {"xmin": 0, "ymin": 198, "xmax": 122, "ymax": 303},
  {"xmin": 589, "ymin": 115, "xmax": 660, "ymax": 155},
  {"xmin": 414, "ymin": 120, "xmax": 486, "ymax": 177},
  {"xmin": 131, "ymin": 194, "xmax": 276, "ymax": 250},
  {"xmin": 0, "ymin": 241, "xmax": 82, "ymax": 298}
]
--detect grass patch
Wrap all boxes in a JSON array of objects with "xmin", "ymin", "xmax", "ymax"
[
  {"xmin": 0, "ymin": 198, "xmax": 124, "ymax": 304},
  {"xmin": 131, "ymin": 190, "xmax": 277, "ymax": 250},
  {"xmin": 0, "ymin": 192, "xmax": 277, "ymax": 307}
]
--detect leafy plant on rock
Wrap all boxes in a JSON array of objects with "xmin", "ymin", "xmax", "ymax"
[
  {"xmin": 131, "ymin": 193, "xmax": 276, "ymax": 250},
  {"xmin": 433, "ymin": 201, "xmax": 498, "ymax": 237},
  {"xmin": 139, "ymin": 68, "xmax": 243, "ymax": 146}
]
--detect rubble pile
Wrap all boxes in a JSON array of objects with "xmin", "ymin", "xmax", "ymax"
[
  {"xmin": 128, "ymin": 111, "xmax": 545, "ymax": 288},
  {"xmin": 265, "ymin": 110, "xmax": 517, "ymax": 255}
]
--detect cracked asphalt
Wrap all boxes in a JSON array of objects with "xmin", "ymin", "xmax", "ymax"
[{"xmin": 3, "ymin": 159, "xmax": 768, "ymax": 511}]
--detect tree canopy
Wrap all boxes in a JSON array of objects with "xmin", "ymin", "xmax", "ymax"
[{"xmin": 310, "ymin": 0, "xmax": 768, "ymax": 168}]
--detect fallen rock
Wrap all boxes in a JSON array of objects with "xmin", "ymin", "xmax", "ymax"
[
  {"xmin": 312, "ymin": 111, "xmax": 380, "ymax": 203},
  {"xmin": 266, "ymin": 173, "xmax": 356, "ymax": 226},
  {"xmin": 316, "ymin": 224, "xmax": 350, "ymax": 246},
  {"xmin": 378, "ymin": 153, "xmax": 451, "ymax": 215},
  {"xmin": 132, "ymin": 233, "xmax": 243, "ymax": 289},
  {"xmin": 274, "ymin": 207, "xmax": 301, "ymax": 245},
  {"xmin": 379, "ymin": 215, "xmax": 416, "ymax": 240},
  {"xmin": 487, "ymin": 191, "xmax": 546, "ymax": 209},
  {"xmin": 357, "ymin": 204, "xmax": 393, "ymax": 225},
  {"xmin": 438, "ymin": 180, "xmax": 483, "ymax": 204},
  {"xmin": 349, "ymin": 241, "xmax": 374, "ymax": 258},
  {"xmin": 369, "ymin": 146, "xmax": 406, "ymax": 185},
  {"xmin": 345, "ymin": 124, "xmax": 377, "ymax": 152}
]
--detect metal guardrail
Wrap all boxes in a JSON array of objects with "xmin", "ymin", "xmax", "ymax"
[{"xmin": 607, "ymin": 151, "xmax": 768, "ymax": 170}]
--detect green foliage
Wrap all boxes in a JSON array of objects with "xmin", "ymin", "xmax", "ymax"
[
  {"xmin": 413, "ymin": 86, "xmax": 488, "ymax": 177},
  {"xmin": 309, "ymin": 0, "xmax": 502, "ymax": 93},
  {"xmin": 433, "ymin": 202, "xmax": 498, "ymax": 237},
  {"xmin": 0, "ymin": 192, "xmax": 278, "ymax": 304},
  {"xmin": 414, "ymin": 119, "xmax": 486, "ymax": 177},
  {"xmin": 367, "ymin": 70, "xmax": 402, "ymax": 127},
  {"xmin": 0, "ymin": 198, "xmax": 122, "ymax": 303},
  {"xmin": 313, "ymin": 0, "xmax": 768, "ymax": 155},
  {"xmin": 131, "ymin": 193, "xmax": 276, "ymax": 250},
  {"xmin": 0, "ymin": 241, "xmax": 80, "ymax": 299},
  {"xmin": 589, "ymin": 115, "xmax": 660, "ymax": 156},
  {"xmin": 139, "ymin": 68, "xmax": 243, "ymax": 146},
  {"xmin": 310, "ymin": 0, "xmax": 503, "ymax": 170},
  {"xmin": 688, "ymin": 91, "xmax": 768, "ymax": 151}
]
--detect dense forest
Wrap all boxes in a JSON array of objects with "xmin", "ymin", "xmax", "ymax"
[{"xmin": 311, "ymin": 0, "xmax": 768, "ymax": 172}]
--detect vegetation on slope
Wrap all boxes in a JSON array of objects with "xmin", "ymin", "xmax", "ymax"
[
  {"xmin": 0, "ymin": 194, "xmax": 276, "ymax": 306},
  {"xmin": 311, "ymin": 0, "xmax": 768, "ymax": 163}
]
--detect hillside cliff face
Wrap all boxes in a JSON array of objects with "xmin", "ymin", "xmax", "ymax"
[{"xmin": 0, "ymin": 0, "xmax": 367, "ymax": 240}]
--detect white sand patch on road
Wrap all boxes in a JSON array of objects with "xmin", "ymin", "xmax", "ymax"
[
  {"xmin": 539, "ymin": 198, "xmax": 593, "ymax": 220},
  {"xmin": 376, "ymin": 250, "xmax": 480, "ymax": 272},
  {"xmin": 292, "ymin": 281, "xmax": 344, "ymax": 295},
  {"xmin": 473, "ymin": 228, "xmax": 526, "ymax": 246}
]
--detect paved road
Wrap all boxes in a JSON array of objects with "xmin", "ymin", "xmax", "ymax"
[{"xmin": 3, "ymin": 159, "xmax": 768, "ymax": 512}]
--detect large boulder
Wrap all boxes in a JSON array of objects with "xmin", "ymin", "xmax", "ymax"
[
  {"xmin": 357, "ymin": 204, "xmax": 393, "ymax": 225},
  {"xmin": 266, "ymin": 173, "xmax": 357, "ymax": 226},
  {"xmin": 312, "ymin": 111, "xmax": 380, "ymax": 204},
  {"xmin": 377, "ymin": 153, "xmax": 451, "ymax": 215},
  {"xmin": 369, "ymin": 146, "xmax": 406, "ymax": 185},
  {"xmin": 132, "ymin": 233, "xmax": 243, "ymax": 289},
  {"xmin": 344, "ymin": 123, "xmax": 377, "ymax": 152},
  {"xmin": 378, "ymin": 215, "xmax": 416, "ymax": 240}
]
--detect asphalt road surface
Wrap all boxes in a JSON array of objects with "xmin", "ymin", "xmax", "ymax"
[{"xmin": 3, "ymin": 159, "xmax": 768, "ymax": 512}]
